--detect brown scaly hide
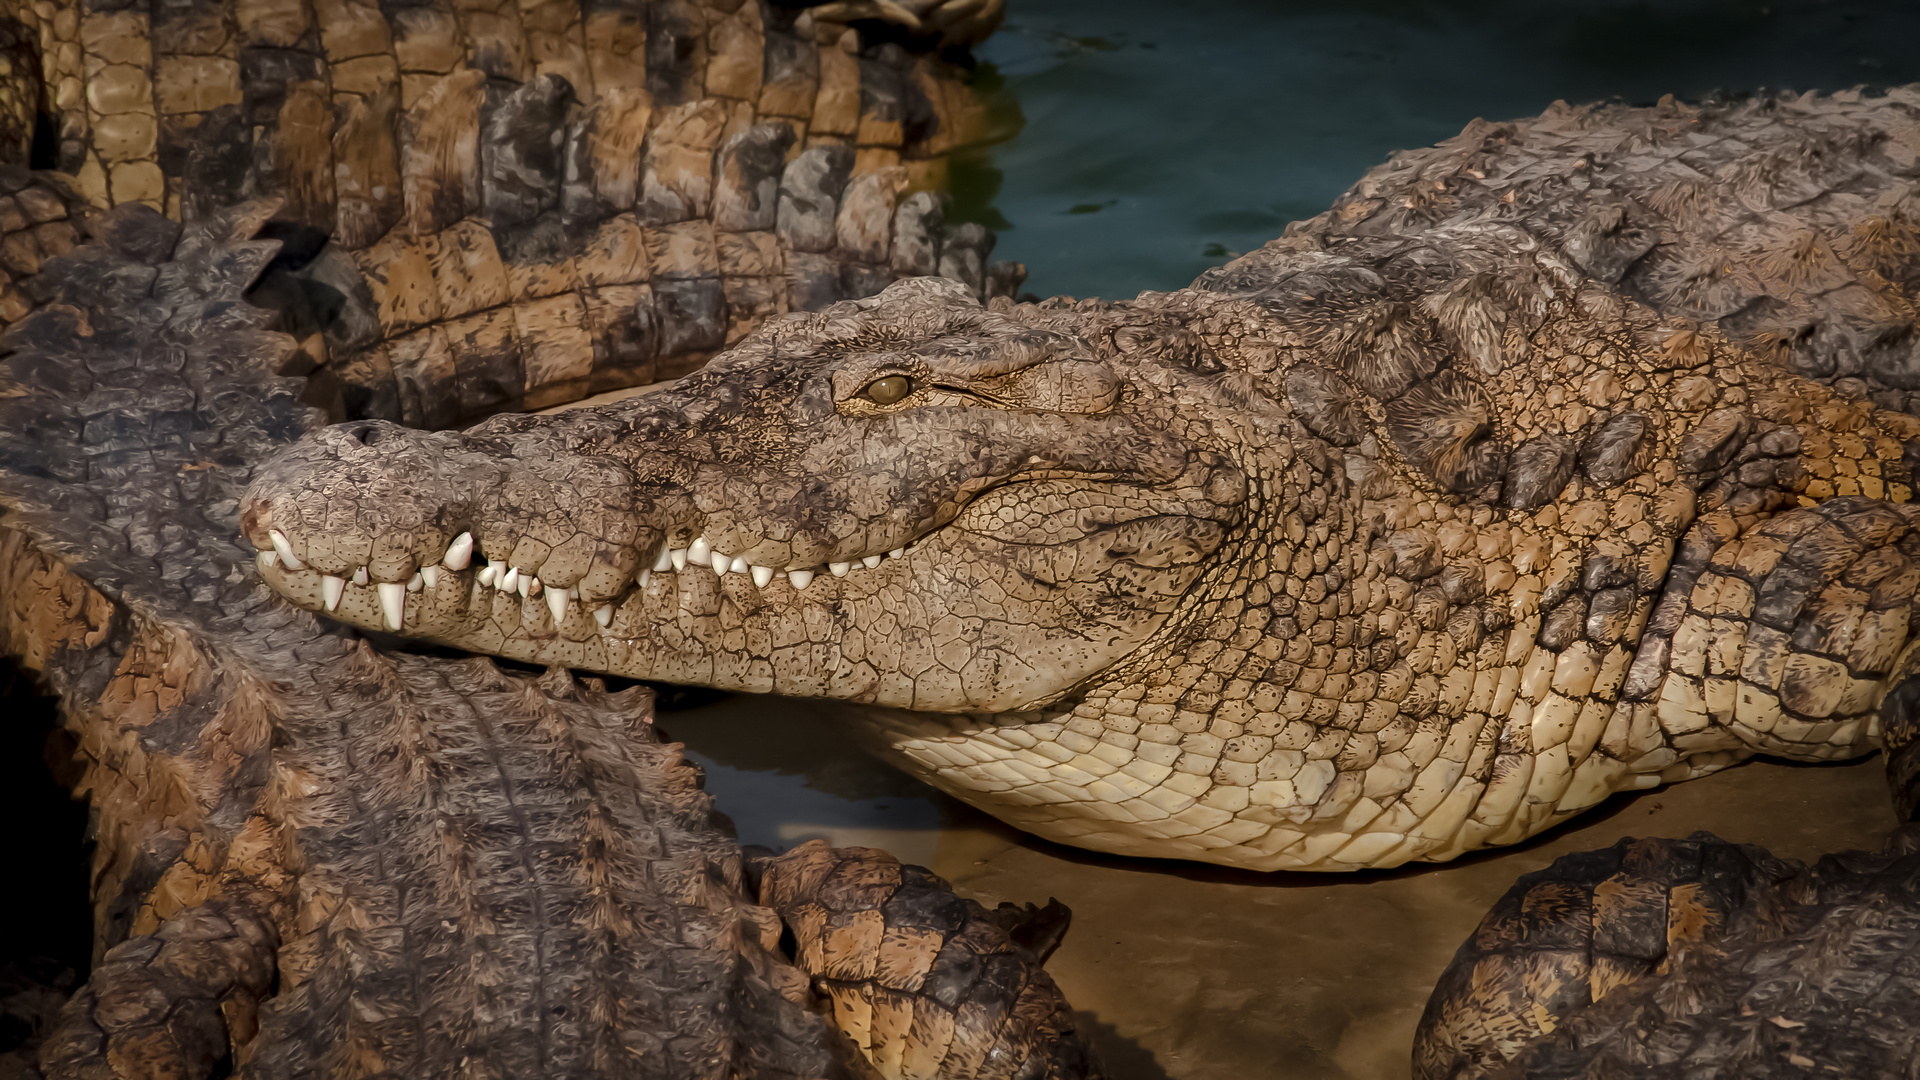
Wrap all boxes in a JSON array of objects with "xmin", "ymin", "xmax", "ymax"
[
  {"xmin": 0, "ymin": 168, "xmax": 88, "ymax": 324},
  {"xmin": 0, "ymin": 202, "xmax": 1097, "ymax": 1079},
  {"xmin": 756, "ymin": 842, "xmax": 1098, "ymax": 1080},
  {"xmin": 1416, "ymin": 828, "xmax": 1920, "ymax": 1079},
  {"xmin": 247, "ymin": 89, "xmax": 1920, "ymax": 871},
  {"xmin": 0, "ymin": 0, "xmax": 1022, "ymax": 426}
]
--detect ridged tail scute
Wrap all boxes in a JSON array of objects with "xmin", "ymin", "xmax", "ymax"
[{"xmin": 0, "ymin": 0, "xmax": 1028, "ymax": 427}]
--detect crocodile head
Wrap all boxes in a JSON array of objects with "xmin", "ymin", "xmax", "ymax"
[{"xmin": 243, "ymin": 277, "xmax": 1257, "ymax": 712}]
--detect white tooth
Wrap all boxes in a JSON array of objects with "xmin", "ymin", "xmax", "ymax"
[
  {"xmin": 421, "ymin": 565, "xmax": 440, "ymax": 589},
  {"xmin": 888, "ymin": 548, "xmax": 905, "ymax": 559},
  {"xmin": 670, "ymin": 548, "xmax": 688, "ymax": 572},
  {"xmin": 711, "ymin": 551, "xmax": 733, "ymax": 574},
  {"xmin": 377, "ymin": 582, "xmax": 406, "ymax": 630},
  {"xmin": 639, "ymin": 569, "xmax": 651, "ymax": 589},
  {"xmin": 517, "ymin": 572, "xmax": 532, "ymax": 598},
  {"xmin": 687, "ymin": 537, "xmax": 712, "ymax": 566},
  {"xmin": 751, "ymin": 564, "xmax": 774, "ymax": 587},
  {"xmin": 406, "ymin": 571, "xmax": 423, "ymax": 592},
  {"xmin": 829, "ymin": 561, "xmax": 851, "ymax": 577},
  {"xmin": 256, "ymin": 549, "xmax": 280, "ymax": 571},
  {"xmin": 477, "ymin": 564, "xmax": 494, "ymax": 587},
  {"xmin": 862, "ymin": 555, "xmax": 883, "ymax": 569},
  {"xmin": 788, "ymin": 569, "xmax": 814, "ymax": 590},
  {"xmin": 545, "ymin": 584, "xmax": 569, "ymax": 624},
  {"xmin": 443, "ymin": 532, "xmax": 473, "ymax": 570},
  {"xmin": 501, "ymin": 566, "xmax": 519, "ymax": 592},
  {"xmin": 485, "ymin": 560, "xmax": 507, "ymax": 589},
  {"xmin": 594, "ymin": 603, "xmax": 614, "ymax": 627},
  {"xmin": 269, "ymin": 531, "xmax": 304, "ymax": 570},
  {"xmin": 652, "ymin": 546, "xmax": 673, "ymax": 572},
  {"xmin": 321, "ymin": 574, "xmax": 345, "ymax": 611},
  {"xmin": 527, "ymin": 577, "xmax": 543, "ymax": 598},
  {"xmin": 352, "ymin": 566, "xmax": 369, "ymax": 586},
  {"xmin": 732, "ymin": 556, "xmax": 753, "ymax": 575}
]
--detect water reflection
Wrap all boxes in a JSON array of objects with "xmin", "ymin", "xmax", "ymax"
[{"xmin": 657, "ymin": 692, "xmax": 1002, "ymax": 868}]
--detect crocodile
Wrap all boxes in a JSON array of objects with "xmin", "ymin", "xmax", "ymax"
[
  {"xmin": 0, "ymin": 198, "xmax": 1096, "ymax": 1077},
  {"xmin": 245, "ymin": 87, "xmax": 1920, "ymax": 873},
  {"xmin": 0, "ymin": 0, "xmax": 1025, "ymax": 428},
  {"xmin": 1417, "ymin": 827, "xmax": 1920, "ymax": 1079}
]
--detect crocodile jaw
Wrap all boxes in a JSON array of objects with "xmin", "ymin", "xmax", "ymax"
[{"xmin": 244, "ymin": 278, "xmax": 1248, "ymax": 712}]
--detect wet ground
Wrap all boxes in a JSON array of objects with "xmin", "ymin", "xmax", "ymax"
[{"xmin": 662, "ymin": 4, "xmax": 1920, "ymax": 1077}]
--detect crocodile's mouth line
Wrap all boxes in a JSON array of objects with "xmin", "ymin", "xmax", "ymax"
[{"xmin": 256, "ymin": 526, "xmax": 928, "ymax": 633}]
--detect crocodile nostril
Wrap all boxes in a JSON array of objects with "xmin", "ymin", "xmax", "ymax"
[{"xmin": 343, "ymin": 423, "xmax": 382, "ymax": 446}]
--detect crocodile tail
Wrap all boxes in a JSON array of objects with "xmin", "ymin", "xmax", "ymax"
[
  {"xmin": 0, "ymin": 0, "xmax": 1023, "ymax": 427},
  {"xmin": 756, "ymin": 840, "xmax": 1106, "ymax": 1080},
  {"xmin": 0, "ymin": 1, "xmax": 41, "ymax": 166}
]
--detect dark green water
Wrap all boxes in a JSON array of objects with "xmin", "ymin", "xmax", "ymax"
[
  {"xmin": 954, "ymin": 0, "xmax": 1920, "ymax": 301},
  {"xmin": 676, "ymin": 0, "xmax": 1920, "ymax": 849}
]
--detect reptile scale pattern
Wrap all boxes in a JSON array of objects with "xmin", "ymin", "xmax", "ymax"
[
  {"xmin": 247, "ymin": 90, "xmax": 1920, "ymax": 872},
  {"xmin": 0, "ymin": 0, "xmax": 1019, "ymax": 426}
]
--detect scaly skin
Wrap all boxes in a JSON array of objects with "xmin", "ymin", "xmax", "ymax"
[
  {"xmin": 1416, "ymin": 828, "xmax": 1920, "ymax": 1079},
  {"xmin": 245, "ymin": 88, "xmax": 1920, "ymax": 873},
  {"xmin": 0, "ymin": 0, "xmax": 1021, "ymax": 426},
  {"xmin": 0, "ymin": 199, "xmax": 1096, "ymax": 1078}
]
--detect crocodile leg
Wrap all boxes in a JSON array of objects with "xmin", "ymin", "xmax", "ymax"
[
  {"xmin": 1620, "ymin": 495, "xmax": 1920, "ymax": 778},
  {"xmin": 756, "ymin": 841, "xmax": 1097, "ymax": 1080},
  {"xmin": 39, "ymin": 900, "xmax": 278, "ymax": 1080}
]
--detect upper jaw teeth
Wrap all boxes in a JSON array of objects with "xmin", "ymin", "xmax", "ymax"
[
  {"xmin": 257, "ymin": 527, "xmax": 919, "ymax": 633},
  {"xmin": 442, "ymin": 532, "xmax": 473, "ymax": 570},
  {"xmin": 377, "ymin": 581, "xmax": 406, "ymax": 630},
  {"xmin": 640, "ymin": 535, "xmax": 914, "ymax": 592},
  {"xmin": 269, "ymin": 530, "xmax": 304, "ymax": 570}
]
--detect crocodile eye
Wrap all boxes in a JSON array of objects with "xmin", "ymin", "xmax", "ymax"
[{"xmin": 863, "ymin": 375, "xmax": 913, "ymax": 405}]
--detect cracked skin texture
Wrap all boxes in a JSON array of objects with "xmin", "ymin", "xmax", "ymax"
[
  {"xmin": 0, "ymin": 199, "xmax": 1098, "ymax": 1078},
  {"xmin": 1416, "ymin": 828, "xmax": 1920, "ymax": 1080},
  {"xmin": 0, "ymin": 0, "xmax": 1019, "ymax": 427},
  {"xmin": 249, "ymin": 88, "xmax": 1920, "ymax": 873}
]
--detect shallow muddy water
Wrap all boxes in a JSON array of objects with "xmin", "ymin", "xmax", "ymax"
[{"xmin": 670, "ymin": 4, "xmax": 1920, "ymax": 1077}]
